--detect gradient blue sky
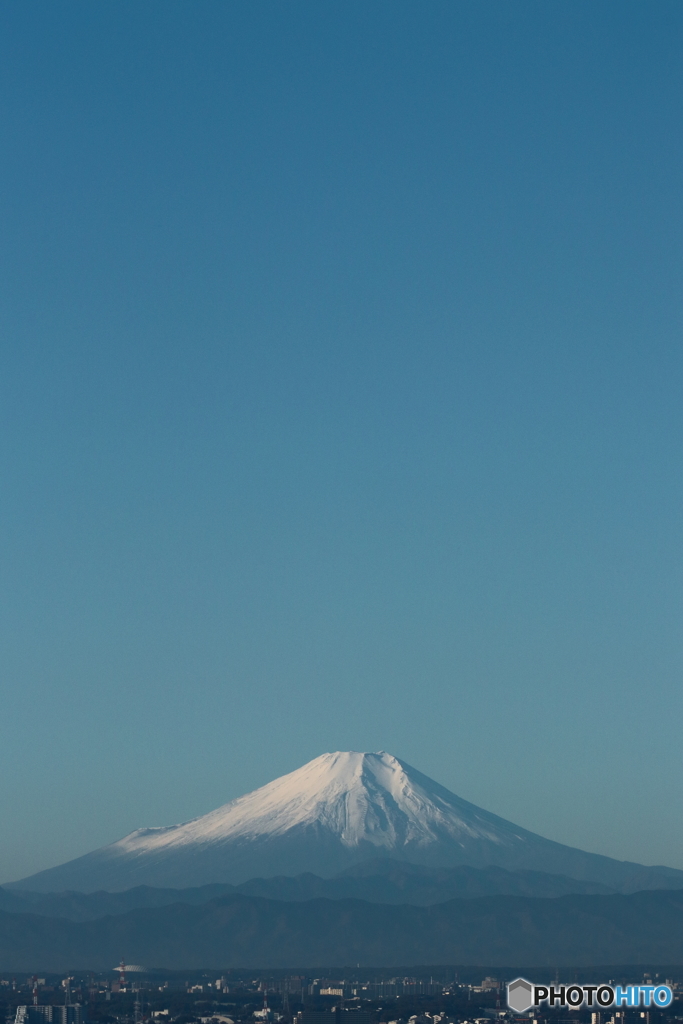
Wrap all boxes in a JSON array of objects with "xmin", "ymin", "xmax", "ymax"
[{"xmin": 1, "ymin": 1, "xmax": 682, "ymax": 884}]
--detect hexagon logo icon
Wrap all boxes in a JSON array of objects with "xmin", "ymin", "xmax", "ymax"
[{"xmin": 507, "ymin": 978, "xmax": 534, "ymax": 1014}]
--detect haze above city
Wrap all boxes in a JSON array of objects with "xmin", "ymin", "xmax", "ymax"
[{"xmin": 1, "ymin": 1, "xmax": 682, "ymax": 884}]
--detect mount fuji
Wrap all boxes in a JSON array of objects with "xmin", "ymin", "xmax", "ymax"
[{"xmin": 9, "ymin": 751, "xmax": 683, "ymax": 893}]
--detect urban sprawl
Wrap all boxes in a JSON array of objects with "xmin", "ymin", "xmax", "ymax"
[{"xmin": 3, "ymin": 970, "xmax": 683, "ymax": 1024}]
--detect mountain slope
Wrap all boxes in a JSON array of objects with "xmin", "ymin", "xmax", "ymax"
[
  {"xmin": 9, "ymin": 751, "xmax": 683, "ymax": 892},
  {"xmin": 2, "ymin": 889, "xmax": 683, "ymax": 970}
]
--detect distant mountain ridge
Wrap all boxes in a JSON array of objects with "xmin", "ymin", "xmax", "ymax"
[
  {"xmin": 237, "ymin": 860, "xmax": 617, "ymax": 903},
  {"xmin": 2, "ymin": 889, "xmax": 683, "ymax": 970},
  {"xmin": 0, "ymin": 860, "xmax": 623, "ymax": 922},
  {"xmin": 9, "ymin": 752, "xmax": 683, "ymax": 893}
]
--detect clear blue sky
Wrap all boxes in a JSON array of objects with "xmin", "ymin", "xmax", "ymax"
[{"xmin": 1, "ymin": 1, "xmax": 682, "ymax": 884}]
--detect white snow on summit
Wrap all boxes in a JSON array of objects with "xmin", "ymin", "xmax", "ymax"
[{"xmin": 113, "ymin": 750, "xmax": 529, "ymax": 857}]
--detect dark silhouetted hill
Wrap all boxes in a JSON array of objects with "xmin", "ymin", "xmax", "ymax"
[{"xmin": 2, "ymin": 889, "xmax": 683, "ymax": 971}]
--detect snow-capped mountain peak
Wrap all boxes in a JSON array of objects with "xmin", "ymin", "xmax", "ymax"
[
  {"xmin": 114, "ymin": 750, "xmax": 522, "ymax": 858},
  {"xmin": 10, "ymin": 751, "xmax": 676, "ymax": 893}
]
